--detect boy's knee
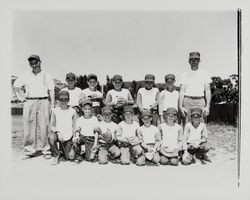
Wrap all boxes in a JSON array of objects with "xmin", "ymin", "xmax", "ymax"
[
  {"xmin": 49, "ymin": 132, "xmax": 57, "ymax": 143},
  {"xmin": 132, "ymin": 145, "xmax": 143, "ymax": 156},
  {"xmin": 200, "ymin": 143, "xmax": 211, "ymax": 152},
  {"xmin": 136, "ymin": 155, "xmax": 146, "ymax": 166},
  {"xmin": 109, "ymin": 145, "xmax": 121, "ymax": 158},
  {"xmin": 170, "ymin": 158, "xmax": 179, "ymax": 166},
  {"xmin": 160, "ymin": 155, "xmax": 169, "ymax": 165}
]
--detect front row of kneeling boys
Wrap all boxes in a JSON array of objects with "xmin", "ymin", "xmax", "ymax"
[{"xmin": 49, "ymin": 90, "xmax": 211, "ymax": 166}]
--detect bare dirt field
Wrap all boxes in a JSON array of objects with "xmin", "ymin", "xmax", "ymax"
[{"xmin": 7, "ymin": 115, "xmax": 239, "ymax": 200}]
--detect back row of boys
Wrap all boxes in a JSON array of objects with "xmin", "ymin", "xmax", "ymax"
[{"xmin": 49, "ymin": 72, "xmax": 211, "ymax": 166}]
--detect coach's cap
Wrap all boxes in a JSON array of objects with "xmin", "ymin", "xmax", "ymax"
[
  {"xmin": 66, "ymin": 72, "xmax": 76, "ymax": 81},
  {"xmin": 165, "ymin": 74, "xmax": 175, "ymax": 81},
  {"xmin": 164, "ymin": 107, "xmax": 178, "ymax": 115},
  {"xmin": 28, "ymin": 55, "xmax": 40, "ymax": 62},
  {"xmin": 123, "ymin": 105, "xmax": 134, "ymax": 113},
  {"xmin": 145, "ymin": 74, "xmax": 155, "ymax": 82},
  {"xmin": 189, "ymin": 52, "xmax": 200, "ymax": 59},
  {"xmin": 112, "ymin": 75, "xmax": 123, "ymax": 81},
  {"xmin": 59, "ymin": 90, "xmax": 69, "ymax": 100},
  {"xmin": 87, "ymin": 74, "xmax": 98, "ymax": 81},
  {"xmin": 79, "ymin": 99, "xmax": 93, "ymax": 107},
  {"xmin": 141, "ymin": 110, "xmax": 152, "ymax": 118},
  {"xmin": 102, "ymin": 106, "xmax": 112, "ymax": 114},
  {"xmin": 191, "ymin": 108, "xmax": 202, "ymax": 117}
]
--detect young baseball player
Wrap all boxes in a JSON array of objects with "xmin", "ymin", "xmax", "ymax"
[
  {"xmin": 49, "ymin": 90, "xmax": 78, "ymax": 165},
  {"xmin": 182, "ymin": 108, "xmax": 211, "ymax": 165},
  {"xmin": 61, "ymin": 72, "xmax": 85, "ymax": 116},
  {"xmin": 82, "ymin": 74, "xmax": 103, "ymax": 118},
  {"xmin": 134, "ymin": 110, "xmax": 161, "ymax": 166},
  {"xmin": 105, "ymin": 75, "xmax": 134, "ymax": 123},
  {"xmin": 159, "ymin": 74, "xmax": 179, "ymax": 124},
  {"xmin": 72, "ymin": 99, "xmax": 101, "ymax": 163},
  {"xmin": 158, "ymin": 107, "xmax": 183, "ymax": 166},
  {"xmin": 97, "ymin": 106, "xmax": 121, "ymax": 164},
  {"xmin": 115, "ymin": 105, "xmax": 142, "ymax": 165},
  {"xmin": 137, "ymin": 74, "xmax": 159, "ymax": 126}
]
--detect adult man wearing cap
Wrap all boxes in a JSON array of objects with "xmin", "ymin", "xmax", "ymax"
[
  {"xmin": 105, "ymin": 74, "xmax": 134, "ymax": 123},
  {"xmin": 137, "ymin": 74, "xmax": 159, "ymax": 126},
  {"xmin": 159, "ymin": 74, "xmax": 179, "ymax": 124},
  {"xmin": 179, "ymin": 52, "xmax": 211, "ymax": 125},
  {"xmin": 82, "ymin": 74, "xmax": 103, "ymax": 117},
  {"xmin": 13, "ymin": 55, "xmax": 55, "ymax": 158}
]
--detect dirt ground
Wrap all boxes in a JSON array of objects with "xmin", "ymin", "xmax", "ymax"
[{"xmin": 7, "ymin": 115, "xmax": 239, "ymax": 200}]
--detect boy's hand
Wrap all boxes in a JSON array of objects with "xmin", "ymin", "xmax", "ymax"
[
  {"xmin": 146, "ymin": 145, "xmax": 155, "ymax": 153},
  {"xmin": 72, "ymin": 135, "xmax": 79, "ymax": 143},
  {"xmin": 57, "ymin": 132, "xmax": 64, "ymax": 142},
  {"xmin": 179, "ymin": 107, "xmax": 187, "ymax": 117}
]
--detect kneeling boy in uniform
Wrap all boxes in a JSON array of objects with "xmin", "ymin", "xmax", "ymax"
[
  {"xmin": 97, "ymin": 106, "xmax": 121, "ymax": 164},
  {"xmin": 72, "ymin": 99, "xmax": 101, "ymax": 163},
  {"xmin": 182, "ymin": 108, "xmax": 211, "ymax": 165},
  {"xmin": 134, "ymin": 110, "xmax": 161, "ymax": 166},
  {"xmin": 49, "ymin": 90, "xmax": 78, "ymax": 165},
  {"xmin": 116, "ymin": 105, "xmax": 142, "ymax": 165},
  {"xmin": 158, "ymin": 107, "xmax": 183, "ymax": 166}
]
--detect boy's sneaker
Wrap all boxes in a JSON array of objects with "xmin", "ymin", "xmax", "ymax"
[
  {"xmin": 200, "ymin": 159, "xmax": 207, "ymax": 165},
  {"xmin": 52, "ymin": 155, "xmax": 60, "ymax": 165},
  {"xmin": 202, "ymin": 155, "xmax": 212, "ymax": 163}
]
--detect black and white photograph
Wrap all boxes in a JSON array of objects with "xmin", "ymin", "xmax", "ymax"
[{"xmin": 1, "ymin": 0, "xmax": 250, "ymax": 200}]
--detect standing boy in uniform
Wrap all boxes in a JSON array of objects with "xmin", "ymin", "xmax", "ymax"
[
  {"xmin": 82, "ymin": 74, "xmax": 103, "ymax": 118},
  {"xmin": 182, "ymin": 108, "xmax": 211, "ymax": 165},
  {"xmin": 137, "ymin": 74, "xmax": 159, "ymax": 126},
  {"xmin": 133, "ymin": 110, "xmax": 161, "ymax": 166},
  {"xmin": 105, "ymin": 75, "xmax": 134, "ymax": 123},
  {"xmin": 72, "ymin": 99, "xmax": 101, "ymax": 163},
  {"xmin": 159, "ymin": 74, "xmax": 179, "ymax": 124},
  {"xmin": 61, "ymin": 72, "xmax": 85, "ymax": 116},
  {"xmin": 97, "ymin": 106, "xmax": 121, "ymax": 164},
  {"xmin": 13, "ymin": 55, "xmax": 54, "ymax": 158},
  {"xmin": 116, "ymin": 106, "xmax": 142, "ymax": 165},
  {"xmin": 158, "ymin": 107, "xmax": 183, "ymax": 166},
  {"xmin": 49, "ymin": 90, "xmax": 78, "ymax": 165}
]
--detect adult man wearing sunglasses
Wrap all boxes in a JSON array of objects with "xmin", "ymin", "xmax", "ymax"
[
  {"xmin": 13, "ymin": 55, "xmax": 55, "ymax": 158},
  {"xmin": 178, "ymin": 52, "xmax": 211, "ymax": 126}
]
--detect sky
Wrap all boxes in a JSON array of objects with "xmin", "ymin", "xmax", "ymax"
[{"xmin": 12, "ymin": 10, "xmax": 238, "ymax": 84}]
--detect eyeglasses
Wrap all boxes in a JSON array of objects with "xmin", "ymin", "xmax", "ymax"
[{"xmin": 59, "ymin": 98, "xmax": 69, "ymax": 102}]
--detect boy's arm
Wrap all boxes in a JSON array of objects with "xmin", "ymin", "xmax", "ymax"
[
  {"xmin": 177, "ymin": 126, "xmax": 184, "ymax": 150},
  {"xmin": 50, "ymin": 110, "xmax": 57, "ymax": 133},
  {"xmin": 104, "ymin": 92, "xmax": 115, "ymax": 106},
  {"xmin": 151, "ymin": 89, "xmax": 159, "ymax": 109},
  {"xmin": 115, "ymin": 125, "xmax": 127, "ymax": 143},
  {"xmin": 154, "ymin": 129, "xmax": 162, "ymax": 151},
  {"xmin": 178, "ymin": 84, "xmax": 187, "ymax": 117},
  {"xmin": 158, "ymin": 91, "xmax": 164, "ymax": 117},
  {"xmin": 200, "ymin": 124, "xmax": 208, "ymax": 143},
  {"xmin": 136, "ymin": 129, "xmax": 147, "ymax": 149},
  {"xmin": 127, "ymin": 91, "xmax": 134, "ymax": 105},
  {"xmin": 136, "ymin": 90, "xmax": 144, "ymax": 112},
  {"xmin": 182, "ymin": 124, "xmax": 190, "ymax": 150},
  {"xmin": 204, "ymin": 83, "xmax": 211, "ymax": 117},
  {"xmin": 72, "ymin": 111, "xmax": 78, "ymax": 134}
]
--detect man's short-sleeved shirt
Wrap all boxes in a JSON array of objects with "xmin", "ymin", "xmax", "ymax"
[
  {"xmin": 159, "ymin": 123, "xmax": 182, "ymax": 149},
  {"xmin": 76, "ymin": 116, "xmax": 100, "ymax": 137},
  {"xmin": 179, "ymin": 68, "xmax": 211, "ymax": 97},
  {"xmin": 107, "ymin": 89, "xmax": 132, "ymax": 104},
  {"xmin": 61, "ymin": 87, "xmax": 83, "ymax": 107},
  {"xmin": 52, "ymin": 107, "xmax": 76, "ymax": 141},
  {"xmin": 137, "ymin": 125, "xmax": 159, "ymax": 144},
  {"xmin": 82, "ymin": 88, "xmax": 103, "ymax": 107},
  {"xmin": 13, "ymin": 70, "xmax": 54, "ymax": 97},
  {"xmin": 185, "ymin": 122, "xmax": 207, "ymax": 143},
  {"xmin": 118, "ymin": 121, "xmax": 140, "ymax": 138},
  {"xmin": 137, "ymin": 87, "xmax": 159, "ymax": 109},
  {"xmin": 159, "ymin": 90, "xmax": 179, "ymax": 111}
]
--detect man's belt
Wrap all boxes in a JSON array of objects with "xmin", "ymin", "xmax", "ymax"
[
  {"xmin": 184, "ymin": 95, "xmax": 204, "ymax": 99},
  {"xmin": 26, "ymin": 97, "xmax": 48, "ymax": 100}
]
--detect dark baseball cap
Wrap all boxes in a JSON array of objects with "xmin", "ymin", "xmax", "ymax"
[
  {"xmin": 164, "ymin": 107, "xmax": 178, "ymax": 115},
  {"xmin": 189, "ymin": 52, "xmax": 200, "ymax": 59},
  {"xmin": 87, "ymin": 74, "xmax": 98, "ymax": 81},
  {"xmin": 191, "ymin": 108, "xmax": 202, "ymax": 117},
  {"xmin": 123, "ymin": 105, "xmax": 134, "ymax": 113},
  {"xmin": 102, "ymin": 106, "xmax": 112, "ymax": 114},
  {"xmin": 59, "ymin": 90, "xmax": 69, "ymax": 100},
  {"xmin": 141, "ymin": 110, "xmax": 152, "ymax": 118},
  {"xmin": 66, "ymin": 72, "xmax": 76, "ymax": 81},
  {"xmin": 112, "ymin": 75, "xmax": 123, "ymax": 81},
  {"xmin": 79, "ymin": 99, "xmax": 93, "ymax": 107},
  {"xmin": 165, "ymin": 74, "xmax": 175, "ymax": 81},
  {"xmin": 145, "ymin": 74, "xmax": 155, "ymax": 82},
  {"xmin": 28, "ymin": 55, "xmax": 40, "ymax": 62}
]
